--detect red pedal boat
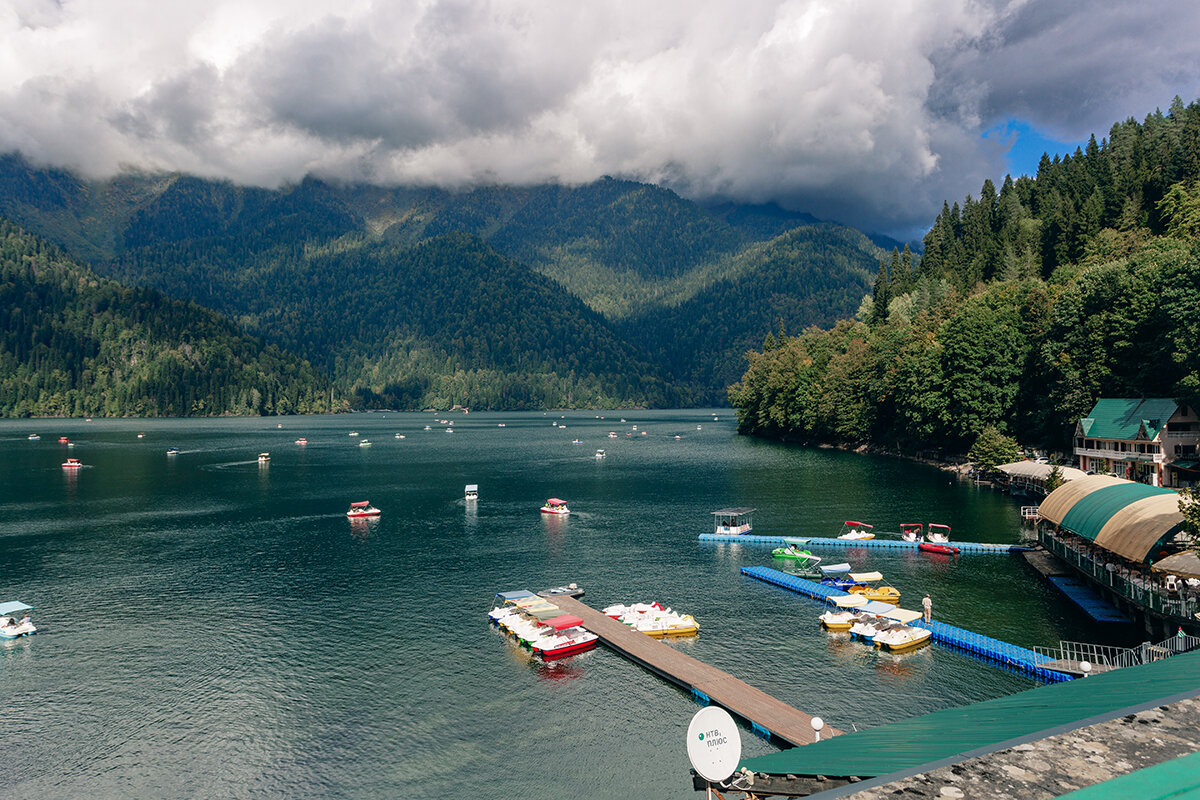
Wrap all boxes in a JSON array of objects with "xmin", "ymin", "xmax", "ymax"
[{"xmin": 346, "ymin": 500, "xmax": 381, "ymax": 518}]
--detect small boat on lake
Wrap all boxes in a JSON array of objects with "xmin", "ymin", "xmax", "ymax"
[
  {"xmin": 608, "ymin": 431, "xmax": 617, "ymax": 438},
  {"xmin": 926, "ymin": 524, "xmax": 952, "ymax": 543},
  {"xmin": 819, "ymin": 594, "xmax": 866, "ymax": 630},
  {"xmin": 0, "ymin": 602, "xmax": 36, "ymax": 639},
  {"xmin": 845, "ymin": 571, "xmax": 901, "ymax": 605},
  {"xmin": 346, "ymin": 501, "xmax": 381, "ymax": 518},
  {"xmin": 465, "ymin": 484, "xmax": 478, "ymax": 501},
  {"xmin": 258, "ymin": 452, "xmax": 270, "ymax": 463},
  {"xmin": 61, "ymin": 458, "xmax": 82, "ymax": 470},
  {"xmin": 712, "ymin": 507, "xmax": 755, "ymax": 535},
  {"xmin": 838, "ymin": 520, "xmax": 875, "ymax": 540},
  {"xmin": 359, "ymin": 439, "xmax": 372, "ymax": 447},
  {"xmin": 58, "ymin": 436, "xmax": 69, "ymax": 444},
  {"xmin": 594, "ymin": 449, "xmax": 606, "ymax": 459},
  {"xmin": 27, "ymin": 434, "xmax": 39, "ymax": 441},
  {"xmin": 771, "ymin": 539, "xmax": 822, "ymax": 573},
  {"xmin": 541, "ymin": 498, "xmax": 570, "ymax": 515},
  {"xmin": 348, "ymin": 431, "xmax": 359, "ymax": 436},
  {"xmin": 531, "ymin": 614, "xmax": 599, "ymax": 660},
  {"xmin": 900, "ymin": 523, "xmax": 923, "ymax": 542},
  {"xmin": 295, "ymin": 438, "xmax": 307, "ymax": 445},
  {"xmin": 873, "ymin": 608, "xmax": 931, "ymax": 651},
  {"xmin": 166, "ymin": 447, "xmax": 180, "ymax": 456}
]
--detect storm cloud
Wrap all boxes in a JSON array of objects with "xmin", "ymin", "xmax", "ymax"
[{"xmin": 2, "ymin": 0, "xmax": 1198, "ymax": 235}]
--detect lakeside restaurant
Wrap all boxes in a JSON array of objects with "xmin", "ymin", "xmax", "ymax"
[
  {"xmin": 1073, "ymin": 398, "xmax": 1200, "ymax": 488},
  {"xmin": 1036, "ymin": 474, "xmax": 1200, "ymax": 637}
]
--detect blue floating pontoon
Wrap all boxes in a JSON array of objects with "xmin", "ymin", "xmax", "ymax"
[{"xmin": 701, "ymin": 533, "xmax": 1029, "ymax": 553}]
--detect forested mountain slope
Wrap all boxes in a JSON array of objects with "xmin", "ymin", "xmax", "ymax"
[
  {"xmin": 730, "ymin": 96, "xmax": 1200, "ymax": 454},
  {"xmin": 0, "ymin": 218, "xmax": 329, "ymax": 417}
]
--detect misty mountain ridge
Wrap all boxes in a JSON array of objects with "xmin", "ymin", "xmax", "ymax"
[{"xmin": 0, "ymin": 152, "xmax": 885, "ymax": 409}]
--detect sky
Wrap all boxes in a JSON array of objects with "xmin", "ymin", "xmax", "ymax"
[{"xmin": 2, "ymin": 0, "xmax": 1198, "ymax": 238}]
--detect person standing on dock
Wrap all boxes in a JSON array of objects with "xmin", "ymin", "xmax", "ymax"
[{"xmin": 922, "ymin": 594, "xmax": 932, "ymax": 623}]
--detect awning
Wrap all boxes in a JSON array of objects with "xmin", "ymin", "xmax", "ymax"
[
  {"xmin": 349, "ymin": 500, "xmax": 372, "ymax": 507},
  {"xmin": 1152, "ymin": 551, "xmax": 1200, "ymax": 579},
  {"xmin": 820, "ymin": 563, "xmax": 851, "ymax": 574},
  {"xmin": 849, "ymin": 571, "xmax": 883, "ymax": 583},
  {"xmin": 0, "ymin": 601, "xmax": 32, "ymax": 616},
  {"xmin": 1039, "ymin": 475, "xmax": 1183, "ymax": 563},
  {"xmin": 545, "ymin": 498, "xmax": 566, "ymax": 505},
  {"xmin": 1171, "ymin": 460, "xmax": 1200, "ymax": 471},
  {"xmin": 495, "ymin": 590, "xmax": 536, "ymax": 601},
  {"xmin": 713, "ymin": 507, "xmax": 756, "ymax": 515},
  {"xmin": 881, "ymin": 607, "xmax": 923, "ymax": 624},
  {"xmin": 860, "ymin": 600, "xmax": 898, "ymax": 615},
  {"xmin": 831, "ymin": 595, "xmax": 867, "ymax": 608},
  {"xmin": 783, "ymin": 537, "xmax": 811, "ymax": 545},
  {"xmin": 540, "ymin": 614, "xmax": 584, "ymax": 631},
  {"xmin": 995, "ymin": 461, "xmax": 1088, "ymax": 482}
]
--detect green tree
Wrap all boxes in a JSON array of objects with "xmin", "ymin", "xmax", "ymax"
[{"xmin": 968, "ymin": 425, "xmax": 1020, "ymax": 472}]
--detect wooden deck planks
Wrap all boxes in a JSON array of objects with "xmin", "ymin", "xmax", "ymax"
[{"xmin": 550, "ymin": 595, "xmax": 841, "ymax": 746}]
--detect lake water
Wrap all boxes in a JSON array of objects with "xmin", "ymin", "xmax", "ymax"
[{"xmin": 1, "ymin": 410, "xmax": 1118, "ymax": 798}]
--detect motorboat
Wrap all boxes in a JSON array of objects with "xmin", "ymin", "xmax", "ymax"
[
  {"xmin": 919, "ymin": 542, "xmax": 960, "ymax": 555},
  {"xmin": 900, "ymin": 523, "xmax": 923, "ymax": 542},
  {"xmin": 926, "ymin": 524, "xmax": 952, "ymax": 543},
  {"xmin": 712, "ymin": 507, "xmax": 755, "ymax": 535},
  {"xmin": 465, "ymin": 484, "xmax": 479, "ymax": 501},
  {"xmin": 837, "ymin": 520, "xmax": 875, "ymax": 540},
  {"xmin": 0, "ymin": 602, "xmax": 35, "ymax": 639},
  {"xmin": 348, "ymin": 431, "xmax": 359, "ymax": 436},
  {"xmin": 531, "ymin": 615, "xmax": 599, "ymax": 659},
  {"xmin": 346, "ymin": 501, "xmax": 381, "ymax": 518},
  {"xmin": 257, "ymin": 452, "xmax": 270, "ymax": 463},
  {"xmin": 541, "ymin": 498, "xmax": 570, "ymax": 515},
  {"xmin": 395, "ymin": 433, "xmax": 405, "ymax": 439},
  {"xmin": 845, "ymin": 571, "xmax": 901, "ymax": 605},
  {"xmin": 594, "ymin": 449, "xmax": 606, "ymax": 459},
  {"xmin": 359, "ymin": 439, "xmax": 372, "ymax": 447},
  {"xmin": 166, "ymin": 447, "xmax": 180, "ymax": 455},
  {"xmin": 295, "ymin": 438, "xmax": 307, "ymax": 445},
  {"xmin": 61, "ymin": 458, "xmax": 82, "ymax": 470},
  {"xmin": 537, "ymin": 584, "xmax": 584, "ymax": 599},
  {"xmin": 27, "ymin": 434, "xmax": 39, "ymax": 441}
]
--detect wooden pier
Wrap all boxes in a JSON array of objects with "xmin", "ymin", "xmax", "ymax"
[{"xmin": 548, "ymin": 595, "xmax": 841, "ymax": 746}]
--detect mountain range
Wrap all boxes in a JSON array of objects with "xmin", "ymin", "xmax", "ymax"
[{"xmin": 0, "ymin": 152, "xmax": 887, "ymax": 412}]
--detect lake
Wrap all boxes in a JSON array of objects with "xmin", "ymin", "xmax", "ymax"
[{"xmin": 0, "ymin": 410, "xmax": 1114, "ymax": 798}]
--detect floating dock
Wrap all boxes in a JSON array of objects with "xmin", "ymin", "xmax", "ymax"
[
  {"xmin": 741, "ymin": 567, "xmax": 1071, "ymax": 682},
  {"xmin": 700, "ymin": 533, "xmax": 1030, "ymax": 553},
  {"xmin": 546, "ymin": 594, "xmax": 841, "ymax": 746},
  {"xmin": 1046, "ymin": 575, "xmax": 1132, "ymax": 623}
]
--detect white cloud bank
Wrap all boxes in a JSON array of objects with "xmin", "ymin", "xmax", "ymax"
[{"xmin": 2, "ymin": 0, "xmax": 1198, "ymax": 234}]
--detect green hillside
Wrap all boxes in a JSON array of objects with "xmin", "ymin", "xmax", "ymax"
[
  {"xmin": 0, "ymin": 154, "xmax": 886, "ymax": 409},
  {"xmin": 730, "ymin": 96, "xmax": 1200, "ymax": 453},
  {"xmin": 0, "ymin": 218, "xmax": 329, "ymax": 417}
]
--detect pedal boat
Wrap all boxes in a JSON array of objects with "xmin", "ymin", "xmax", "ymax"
[
  {"xmin": 845, "ymin": 571, "xmax": 901, "ymax": 604},
  {"xmin": 900, "ymin": 523, "xmax": 923, "ymax": 542},
  {"xmin": 837, "ymin": 520, "xmax": 875, "ymax": 540},
  {"xmin": 820, "ymin": 594, "xmax": 868, "ymax": 630}
]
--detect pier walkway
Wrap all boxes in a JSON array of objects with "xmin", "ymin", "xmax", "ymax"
[
  {"xmin": 548, "ymin": 595, "xmax": 841, "ymax": 746},
  {"xmin": 1046, "ymin": 575, "xmax": 1132, "ymax": 623},
  {"xmin": 741, "ymin": 566, "xmax": 1070, "ymax": 682},
  {"xmin": 700, "ymin": 533, "xmax": 1030, "ymax": 553}
]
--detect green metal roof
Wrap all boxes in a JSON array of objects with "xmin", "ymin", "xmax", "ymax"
[
  {"xmin": 1055, "ymin": 749, "xmax": 1200, "ymax": 799},
  {"xmin": 1059, "ymin": 482, "xmax": 1176, "ymax": 542},
  {"xmin": 739, "ymin": 649, "xmax": 1200, "ymax": 779},
  {"xmin": 1078, "ymin": 398, "xmax": 1178, "ymax": 440}
]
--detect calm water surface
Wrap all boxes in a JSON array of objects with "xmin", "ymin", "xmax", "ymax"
[{"xmin": 0, "ymin": 411, "xmax": 1115, "ymax": 798}]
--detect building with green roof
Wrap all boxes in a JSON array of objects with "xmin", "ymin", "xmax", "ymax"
[{"xmin": 1074, "ymin": 398, "xmax": 1200, "ymax": 488}]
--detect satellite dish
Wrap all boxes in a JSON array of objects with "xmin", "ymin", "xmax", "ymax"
[{"xmin": 686, "ymin": 706, "xmax": 742, "ymax": 782}]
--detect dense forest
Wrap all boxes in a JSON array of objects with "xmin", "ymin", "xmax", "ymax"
[
  {"xmin": 0, "ymin": 219, "xmax": 330, "ymax": 417},
  {"xmin": 0, "ymin": 161, "xmax": 885, "ymax": 411},
  {"xmin": 730, "ymin": 97, "xmax": 1200, "ymax": 455}
]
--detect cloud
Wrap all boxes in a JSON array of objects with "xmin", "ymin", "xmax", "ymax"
[{"xmin": 2, "ymin": 0, "xmax": 1198, "ymax": 236}]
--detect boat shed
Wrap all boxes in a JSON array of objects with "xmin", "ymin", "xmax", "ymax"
[
  {"xmin": 729, "ymin": 648, "xmax": 1200, "ymax": 797},
  {"xmin": 1038, "ymin": 475, "xmax": 1184, "ymax": 564}
]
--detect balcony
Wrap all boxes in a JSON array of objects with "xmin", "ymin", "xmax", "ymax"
[{"xmin": 1074, "ymin": 446, "xmax": 1162, "ymax": 464}]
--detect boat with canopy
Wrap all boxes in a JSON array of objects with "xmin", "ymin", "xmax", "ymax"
[
  {"xmin": 540, "ymin": 498, "xmax": 570, "ymax": 515},
  {"xmin": 346, "ymin": 500, "xmax": 381, "ymax": 518},
  {"xmin": 531, "ymin": 614, "xmax": 598, "ymax": 659},
  {"xmin": 0, "ymin": 601, "xmax": 35, "ymax": 638},
  {"xmin": 871, "ymin": 607, "xmax": 931, "ymax": 651},
  {"xmin": 900, "ymin": 523, "xmax": 923, "ymax": 542},
  {"xmin": 921, "ymin": 523, "xmax": 959, "ymax": 553},
  {"xmin": 712, "ymin": 507, "xmax": 755, "ymax": 535},
  {"xmin": 837, "ymin": 520, "xmax": 875, "ymax": 540},
  {"xmin": 845, "ymin": 571, "xmax": 901, "ymax": 604}
]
